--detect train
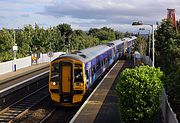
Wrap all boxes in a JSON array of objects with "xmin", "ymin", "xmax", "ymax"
[{"xmin": 49, "ymin": 36, "xmax": 136, "ymax": 106}]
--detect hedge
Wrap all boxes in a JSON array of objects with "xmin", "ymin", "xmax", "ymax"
[{"xmin": 116, "ymin": 66, "xmax": 164, "ymax": 122}]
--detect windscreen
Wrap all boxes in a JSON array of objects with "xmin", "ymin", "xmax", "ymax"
[{"xmin": 51, "ymin": 62, "xmax": 59, "ymax": 82}]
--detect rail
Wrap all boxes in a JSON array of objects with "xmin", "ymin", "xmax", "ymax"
[
  {"xmin": 39, "ymin": 108, "xmax": 57, "ymax": 123},
  {"xmin": 0, "ymin": 85, "xmax": 49, "ymax": 123}
]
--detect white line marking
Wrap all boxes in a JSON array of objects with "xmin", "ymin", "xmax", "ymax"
[
  {"xmin": 0, "ymin": 71, "xmax": 49, "ymax": 94},
  {"xmin": 69, "ymin": 61, "xmax": 119, "ymax": 123}
]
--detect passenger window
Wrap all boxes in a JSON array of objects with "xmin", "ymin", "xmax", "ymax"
[
  {"xmin": 93, "ymin": 66, "xmax": 96, "ymax": 72},
  {"xmin": 86, "ymin": 70, "xmax": 89, "ymax": 79},
  {"xmin": 74, "ymin": 69, "xmax": 83, "ymax": 82},
  {"xmin": 51, "ymin": 63, "xmax": 59, "ymax": 81}
]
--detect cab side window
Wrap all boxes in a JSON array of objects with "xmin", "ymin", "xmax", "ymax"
[{"xmin": 74, "ymin": 69, "xmax": 83, "ymax": 82}]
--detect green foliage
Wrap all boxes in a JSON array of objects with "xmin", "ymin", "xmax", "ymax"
[
  {"xmin": 88, "ymin": 27, "xmax": 118, "ymax": 43},
  {"xmin": 0, "ymin": 24, "xmax": 123, "ymax": 62},
  {"xmin": 0, "ymin": 28, "xmax": 14, "ymax": 61},
  {"xmin": 134, "ymin": 36, "xmax": 148, "ymax": 55},
  {"xmin": 57, "ymin": 23, "xmax": 72, "ymax": 36},
  {"xmin": 116, "ymin": 66, "xmax": 163, "ymax": 122},
  {"xmin": 176, "ymin": 20, "xmax": 180, "ymax": 32},
  {"xmin": 115, "ymin": 31, "xmax": 123, "ymax": 39},
  {"xmin": 155, "ymin": 20, "xmax": 180, "ymax": 98},
  {"xmin": 71, "ymin": 30, "xmax": 98, "ymax": 50},
  {"xmin": 124, "ymin": 31, "xmax": 131, "ymax": 37},
  {"xmin": 155, "ymin": 20, "xmax": 177, "ymax": 74}
]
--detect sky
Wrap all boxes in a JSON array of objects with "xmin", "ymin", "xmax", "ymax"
[{"xmin": 0, "ymin": 0, "xmax": 180, "ymax": 32}]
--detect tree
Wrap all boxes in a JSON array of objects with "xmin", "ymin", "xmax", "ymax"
[
  {"xmin": 71, "ymin": 30, "xmax": 98, "ymax": 50},
  {"xmin": 0, "ymin": 23, "xmax": 124, "ymax": 62},
  {"xmin": 124, "ymin": 31, "xmax": 131, "ymax": 37},
  {"xmin": 15, "ymin": 25, "xmax": 34, "ymax": 58},
  {"xmin": 156, "ymin": 19, "xmax": 180, "ymax": 117},
  {"xmin": 176, "ymin": 20, "xmax": 180, "ymax": 32},
  {"xmin": 155, "ymin": 20, "xmax": 177, "ymax": 74},
  {"xmin": 134, "ymin": 36, "xmax": 148, "ymax": 56},
  {"xmin": 115, "ymin": 31, "xmax": 123, "ymax": 39},
  {"xmin": 0, "ymin": 28, "xmax": 14, "ymax": 62},
  {"xmin": 57, "ymin": 23, "xmax": 72, "ymax": 37},
  {"xmin": 88, "ymin": 27, "xmax": 116, "ymax": 43}
]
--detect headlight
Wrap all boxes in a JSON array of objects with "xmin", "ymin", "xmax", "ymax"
[
  {"xmin": 76, "ymin": 83, "xmax": 81, "ymax": 86},
  {"xmin": 75, "ymin": 83, "xmax": 83, "ymax": 87},
  {"xmin": 52, "ymin": 82, "xmax": 57, "ymax": 85}
]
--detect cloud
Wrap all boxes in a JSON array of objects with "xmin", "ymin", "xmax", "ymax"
[
  {"xmin": 21, "ymin": 14, "xmax": 30, "ymax": 17},
  {"xmin": 40, "ymin": 0, "xmax": 180, "ymax": 24},
  {"xmin": 0, "ymin": 16, "xmax": 6, "ymax": 19},
  {"xmin": 1, "ymin": 0, "xmax": 180, "ymax": 32}
]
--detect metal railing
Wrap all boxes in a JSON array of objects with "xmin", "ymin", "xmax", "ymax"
[
  {"xmin": 0, "ymin": 52, "xmax": 63, "ymax": 75},
  {"xmin": 161, "ymin": 88, "xmax": 179, "ymax": 123}
]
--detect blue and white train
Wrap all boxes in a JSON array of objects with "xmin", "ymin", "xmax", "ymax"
[{"xmin": 49, "ymin": 36, "xmax": 136, "ymax": 106}]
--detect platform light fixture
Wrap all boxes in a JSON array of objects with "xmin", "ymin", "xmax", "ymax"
[
  {"xmin": 132, "ymin": 21, "xmax": 155, "ymax": 67},
  {"xmin": 13, "ymin": 30, "xmax": 18, "ymax": 71}
]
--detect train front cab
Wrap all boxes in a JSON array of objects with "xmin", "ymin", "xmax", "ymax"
[{"xmin": 49, "ymin": 58, "xmax": 86, "ymax": 106}]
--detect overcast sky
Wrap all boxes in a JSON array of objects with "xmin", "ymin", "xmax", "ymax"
[{"xmin": 0, "ymin": 0, "xmax": 180, "ymax": 32}]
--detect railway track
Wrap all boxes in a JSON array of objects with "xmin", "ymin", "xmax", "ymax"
[
  {"xmin": 39, "ymin": 106, "xmax": 79, "ymax": 123},
  {"xmin": 39, "ymin": 108, "xmax": 57, "ymax": 123},
  {"xmin": 36, "ymin": 61, "xmax": 124, "ymax": 123},
  {"xmin": 37, "ymin": 62, "xmax": 123, "ymax": 123},
  {"xmin": 0, "ymin": 85, "xmax": 49, "ymax": 123},
  {"xmin": 0, "ymin": 61, "xmax": 130, "ymax": 123}
]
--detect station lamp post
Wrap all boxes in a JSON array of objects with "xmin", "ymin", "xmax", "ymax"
[
  {"xmin": 13, "ymin": 30, "xmax": 18, "ymax": 71},
  {"xmin": 13, "ymin": 44, "xmax": 18, "ymax": 71},
  {"xmin": 132, "ymin": 21, "xmax": 155, "ymax": 67}
]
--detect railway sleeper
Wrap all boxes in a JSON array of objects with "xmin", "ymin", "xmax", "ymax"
[
  {"xmin": 10, "ymin": 107, "xmax": 24, "ymax": 111},
  {"xmin": 0, "ymin": 115, "xmax": 14, "ymax": 118},
  {"xmin": 2, "ymin": 112, "xmax": 18, "ymax": 116},
  {"xmin": 15, "ymin": 103, "xmax": 32, "ymax": 107},
  {"xmin": 0, "ymin": 118, "xmax": 11, "ymax": 122},
  {"xmin": 8, "ymin": 110, "xmax": 22, "ymax": 113},
  {"xmin": 11, "ymin": 105, "xmax": 27, "ymax": 109}
]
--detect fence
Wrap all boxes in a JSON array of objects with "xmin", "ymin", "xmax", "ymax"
[
  {"xmin": 36, "ymin": 52, "xmax": 64, "ymax": 63},
  {"xmin": 161, "ymin": 88, "xmax": 179, "ymax": 123},
  {"xmin": 0, "ymin": 52, "xmax": 64, "ymax": 75},
  {"xmin": 131, "ymin": 51, "xmax": 178, "ymax": 123},
  {"xmin": 137, "ymin": 53, "xmax": 178, "ymax": 123},
  {"xmin": 142, "ymin": 55, "xmax": 152, "ymax": 66}
]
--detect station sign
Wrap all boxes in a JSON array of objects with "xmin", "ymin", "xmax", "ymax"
[{"xmin": 47, "ymin": 51, "xmax": 54, "ymax": 57}]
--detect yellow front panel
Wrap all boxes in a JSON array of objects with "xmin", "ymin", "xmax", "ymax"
[
  {"xmin": 49, "ymin": 82, "xmax": 59, "ymax": 90},
  {"xmin": 62, "ymin": 65, "xmax": 71, "ymax": 93},
  {"xmin": 73, "ymin": 95, "xmax": 83, "ymax": 103},
  {"xmin": 51, "ymin": 94, "xmax": 60, "ymax": 102}
]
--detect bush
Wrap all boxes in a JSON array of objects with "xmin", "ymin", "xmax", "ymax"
[{"xmin": 116, "ymin": 66, "xmax": 163, "ymax": 122}]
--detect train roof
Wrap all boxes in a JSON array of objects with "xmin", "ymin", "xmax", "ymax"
[
  {"xmin": 106, "ymin": 36, "xmax": 136, "ymax": 47},
  {"xmin": 123, "ymin": 36, "xmax": 137, "ymax": 42},
  {"xmin": 107, "ymin": 39, "xmax": 124, "ymax": 46},
  {"xmin": 57, "ymin": 54, "xmax": 86, "ymax": 62},
  {"xmin": 53, "ymin": 45, "xmax": 111, "ymax": 63},
  {"xmin": 79, "ymin": 45, "xmax": 111, "ymax": 61},
  {"xmin": 53, "ymin": 36, "xmax": 137, "ymax": 63}
]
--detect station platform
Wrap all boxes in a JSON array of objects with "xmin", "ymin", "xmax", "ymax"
[
  {"xmin": 0, "ymin": 62, "xmax": 50, "ymax": 109},
  {"xmin": 70, "ymin": 60, "xmax": 131, "ymax": 123},
  {"xmin": 0, "ymin": 63, "xmax": 49, "ymax": 85},
  {"xmin": 0, "ymin": 63, "xmax": 49, "ymax": 96}
]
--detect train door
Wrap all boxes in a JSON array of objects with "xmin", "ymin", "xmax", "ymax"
[
  {"xmin": 85, "ymin": 62, "xmax": 92, "ymax": 89},
  {"xmin": 60, "ymin": 62, "xmax": 73, "ymax": 93},
  {"xmin": 112, "ymin": 47, "xmax": 116, "ymax": 60}
]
